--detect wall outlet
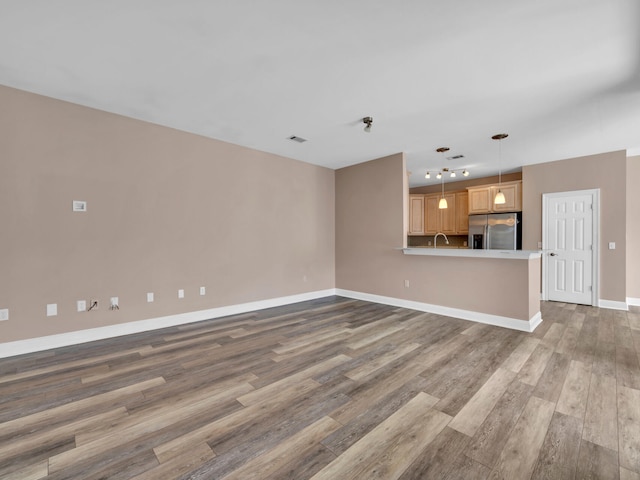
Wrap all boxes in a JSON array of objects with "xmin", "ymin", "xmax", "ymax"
[
  {"xmin": 404, "ymin": 280, "xmax": 410, "ymax": 288},
  {"xmin": 199, "ymin": 286, "xmax": 206, "ymax": 296},
  {"xmin": 47, "ymin": 303, "xmax": 58, "ymax": 317},
  {"xmin": 147, "ymin": 292, "xmax": 154, "ymax": 303},
  {"xmin": 77, "ymin": 300, "xmax": 87, "ymax": 312},
  {"xmin": 0, "ymin": 309, "xmax": 8, "ymax": 321},
  {"xmin": 178, "ymin": 289, "xmax": 185, "ymax": 299},
  {"xmin": 427, "ymin": 241, "xmax": 432, "ymax": 246},
  {"xmin": 463, "ymin": 241, "xmax": 468, "ymax": 247},
  {"xmin": 110, "ymin": 297, "xmax": 119, "ymax": 306},
  {"xmin": 608, "ymin": 242, "xmax": 616, "ymax": 250}
]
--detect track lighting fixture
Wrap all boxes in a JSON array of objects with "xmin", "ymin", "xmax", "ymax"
[
  {"xmin": 425, "ymin": 172, "xmax": 430, "ymax": 179},
  {"xmin": 363, "ymin": 116, "xmax": 373, "ymax": 133},
  {"xmin": 463, "ymin": 170, "xmax": 469, "ymax": 177}
]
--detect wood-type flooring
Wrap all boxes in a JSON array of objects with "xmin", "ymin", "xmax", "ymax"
[{"xmin": 1, "ymin": 296, "xmax": 640, "ymax": 479}]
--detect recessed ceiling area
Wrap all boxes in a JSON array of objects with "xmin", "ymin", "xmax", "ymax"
[{"xmin": 1, "ymin": 1, "xmax": 638, "ymax": 187}]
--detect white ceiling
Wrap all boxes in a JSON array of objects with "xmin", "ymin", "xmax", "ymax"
[{"xmin": 1, "ymin": 0, "xmax": 639, "ymax": 187}]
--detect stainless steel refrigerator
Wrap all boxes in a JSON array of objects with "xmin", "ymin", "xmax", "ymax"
[{"xmin": 468, "ymin": 212, "xmax": 522, "ymax": 250}]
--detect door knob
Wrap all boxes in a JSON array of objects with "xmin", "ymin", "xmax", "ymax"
[{"xmin": 549, "ymin": 252, "xmax": 557, "ymax": 256}]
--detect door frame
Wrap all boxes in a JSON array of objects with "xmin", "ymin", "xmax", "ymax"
[{"xmin": 541, "ymin": 189, "xmax": 600, "ymax": 306}]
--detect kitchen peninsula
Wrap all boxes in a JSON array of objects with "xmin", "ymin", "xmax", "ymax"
[{"xmin": 397, "ymin": 247, "xmax": 542, "ymax": 332}]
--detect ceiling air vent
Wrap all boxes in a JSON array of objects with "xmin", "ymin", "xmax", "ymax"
[
  {"xmin": 288, "ymin": 135, "xmax": 307, "ymax": 143},
  {"xmin": 447, "ymin": 155, "xmax": 465, "ymax": 160}
]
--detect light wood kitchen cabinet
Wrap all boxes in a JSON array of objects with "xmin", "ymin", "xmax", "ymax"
[
  {"xmin": 408, "ymin": 195, "xmax": 425, "ymax": 235},
  {"xmin": 491, "ymin": 181, "xmax": 522, "ymax": 212},
  {"xmin": 425, "ymin": 193, "xmax": 456, "ymax": 235},
  {"xmin": 468, "ymin": 187, "xmax": 492, "ymax": 214},
  {"xmin": 455, "ymin": 191, "xmax": 469, "ymax": 234},
  {"xmin": 467, "ymin": 180, "xmax": 522, "ymax": 214}
]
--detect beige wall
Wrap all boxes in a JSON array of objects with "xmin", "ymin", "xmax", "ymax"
[
  {"xmin": 627, "ymin": 155, "xmax": 640, "ymax": 300},
  {"xmin": 522, "ymin": 151, "xmax": 627, "ymax": 302},
  {"xmin": 0, "ymin": 86, "xmax": 335, "ymax": 343},
  {"xmin": 336, "ymin": 153, "xmax": 538, "ymax": 321}
]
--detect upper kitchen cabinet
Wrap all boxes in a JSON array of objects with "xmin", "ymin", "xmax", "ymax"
[
  {"xmin": 455, "ymin": 191, "xmax": 469, "ymax": 234},
  {"xmin": 467, "ymin": 180, "xmax": 522, "ymax": 214},
  {"xmin": 425, "ymin": 193, "xmax": 456, "ymax": 235},
  {"xmin": 408, "ymin": 195, "xmax": 425, "ymax": 235}
]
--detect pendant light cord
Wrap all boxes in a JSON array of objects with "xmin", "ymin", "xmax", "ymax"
[{"xmin": 498, "ymin": 139, "xmax": 502, "ymax": 187}]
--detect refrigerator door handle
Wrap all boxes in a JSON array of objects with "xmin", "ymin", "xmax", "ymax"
[{"xmin": 484, "ymin": 224, "xmax": 489, "ymax": 249}]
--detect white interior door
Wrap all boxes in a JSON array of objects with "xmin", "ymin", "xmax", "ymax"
[{"xmin": 543, "ymin": 190, "xmax": 598, "ymax": 305}]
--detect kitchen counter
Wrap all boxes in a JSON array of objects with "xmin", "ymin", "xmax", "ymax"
[{"xmin": 402, "ymin": 248, "xmax": 542, "ymax": 260}]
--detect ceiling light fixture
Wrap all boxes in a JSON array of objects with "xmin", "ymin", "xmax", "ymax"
[
  {"xmin": 450, "ymin": 171, "xmax": 456, "ymax": 178},
  {"xmin": 436, "ymin": 147, "xmax": 449, "ymax": 209},
  {"xmin": 425, "ymin": 171, "xmax": 431, "ymax": 179},
  {"xmin": 462, "ymin": 169, "xmax": 469, "ymax": 177},
  {"xmin": 492, "ymin": 133, "xmax": 508, "ymax": 205},
  {"xmin": 363, "ymin": 116, "xmax": 373, "ymax": 133}
]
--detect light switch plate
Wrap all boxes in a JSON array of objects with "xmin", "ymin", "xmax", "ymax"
[
  {"xmin": 77, "ymin": 300, "xmax": 86, "ymax": 312},
  {"xmin": 199, "ymin": 286, "xmax": 206, "ymax": 296},
  {"xmin": 0, "ymin": 309, "xmax": 8, "ymax": 321},
  {"xmin": 72, "ymin": 200, "xmax": 87, "ymax": 212},
  {"xmin": 608, "ymin": 242, "xmax": 616, "ymax": 250},
  {"xmin": 47, "ymin": 303, "xmax": 58, "ymax": 317},
  {"xmin": 147, "ymin": 292, "xmax": 154, "ymax": 303},
  {"xmin": 178, "ymin": 289, "xmax": 185, "ymax": 299}
]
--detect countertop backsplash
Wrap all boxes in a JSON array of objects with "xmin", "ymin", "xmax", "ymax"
[{"xmin": 408, "ymin": 234, "xmax": 468, "ymax": 248}]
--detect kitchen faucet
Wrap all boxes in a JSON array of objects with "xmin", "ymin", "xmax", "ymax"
[{"xmin": 434, "ymin": 232, "xmax": 449, "ymax": 248}]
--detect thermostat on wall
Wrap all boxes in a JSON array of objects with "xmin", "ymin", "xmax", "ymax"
[{"xmin": 72, "ymin": 200, "xmax": 87, "ymax": 212}]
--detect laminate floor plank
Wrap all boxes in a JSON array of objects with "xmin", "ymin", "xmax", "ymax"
[
  {"xmin": 465, "ymin": 379, "xmax": 534, "ymax": 468},
  {"xmin": 575, "ymin": 440, "xmax": 620, "ymax": 480},
  {"xmin": 310, "ymin": 392, "xmax": 451, "ymax": 480},
  {"xmin": 501, "ymin": 336, "xmax": 540, "ymax": 373},
  {"xmin": 621, "ymin": 467, "xmax": 640, "ymax": 480},
  {"xmin": 582, "ymin": 373, "xmax": 618, "ymax": 451},
  {"xmin": 322, "ymin": 375, "xmax": 433, "ymax": 456},
  {"xmin": 592, "ymin": 339, "xmax": 617, "ymax": 378},
  {"xmin": 449, "ymin": 367, "xmax": 516, "ymax": 437},
  {"xmin": 397, "ymin": 427, "xmax": 472, "ymax": 480},
  {"xmin": 530, "ymin": 411, "xmax": 582, "ymax": 479},
  {"xmin": 1, "ymin": 297, "xmax": 637, "ymax": 479},
  {"xmin": 617, "ymin": 345, "xmax": 640, "ymax": 390},
  {"xmin": 555, "ymin": 359, "xmax": 592, "ymax": 419},
  {"xmin": 532, "ymin": 352, "xmax": 571, "ymax": 403},
  {"xmin": 1, "ymin": 460, "xmax": 48, "ymax": 480},
  {"xmin": 618, "ymin": 385, "xmax": 640, "ymax": 473},
  {"xmin": 219, "ymin": 416, "xmax": 341, "ymax": 480},
  {"xmin": 516, "ymin": 342, "xmax": 554, "ymax": 386},
  {"xmin": 487, "ymin": 396, "xmax": 555, "ymax": 480}
]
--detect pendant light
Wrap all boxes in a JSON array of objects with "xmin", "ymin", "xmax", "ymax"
[
  {"xmin": 492, "ymin": 133, "xmax": 508, "ymax": 205},
  {"xmin": 436, "ymin": 147, "xmax": 449, "ymax": 209}
]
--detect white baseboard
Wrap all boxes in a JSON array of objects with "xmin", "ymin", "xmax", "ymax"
[
  {"xmin": 627, "ymin": 297, "xmax": 640, "ymax": 307},
  {"xmin": 1, "ymin": 287, "xmax": 547, "ymax": 359},
  {"xmin": 0, "ymin": 289, "xmax": 336, "ymax": 359},
  {"xmin": 599, "ymin": 299, "xmax": 629, "ymax": 311},
  {"xmin": 336, "ymin": 289, "xmax": 543, "ymax": 333}
]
